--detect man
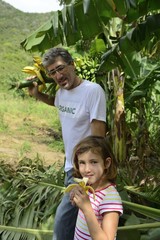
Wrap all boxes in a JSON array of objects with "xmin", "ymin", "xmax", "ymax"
[{"xmin": 28, "ymin": 47, "xmax": 106, "ymax": 240}]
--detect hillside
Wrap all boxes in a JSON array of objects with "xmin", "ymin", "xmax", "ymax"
[
  {"xmin": 0, "ymin": 0, "xmax": 54, "ymax": 89},
  {"xmin": 0, "ymin": 0, "xmax": 64, "ymax": 166}
]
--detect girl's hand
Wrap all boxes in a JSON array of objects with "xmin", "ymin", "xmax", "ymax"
[
  {"xmin": 69, "ymin": 186, "xmax": 82, "ymax": 206},
  {"xmin": 73, "ymin": 186, "xmax": 91, "ymax": 210},
  {"xmin": 69, "ymin": 188, "xmax": 77, "ymax": 206}
]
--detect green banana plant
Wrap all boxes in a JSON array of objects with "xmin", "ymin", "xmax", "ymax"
[
  {"xmin": 20, "ymin": 0, "xmax": 160, "ymax": 52},
  {"xmin": 20, "ymin": 0, "xmax": 160, "ymax": 163},
  {"xmin": 19, "ymin": 3, "xmax": 159, "ymax": 172}
]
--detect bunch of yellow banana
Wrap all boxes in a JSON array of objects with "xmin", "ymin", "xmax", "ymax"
[
  {"xmin": 65, "ymin": 177, "xmax": 95, "ymax": 200},
  {"xmin": 33, "ymin": 56, "xmax": 46, "ymax": 72},
  {"xmin": 22, "ymin": 56, "xmax": 46, "ymax": 92}
]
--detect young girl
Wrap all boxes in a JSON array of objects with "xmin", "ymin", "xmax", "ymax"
[{"xmin": 71, "ymin": 135, "xmax": 123, "ymax": 240}]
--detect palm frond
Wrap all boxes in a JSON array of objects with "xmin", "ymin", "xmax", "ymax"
[
  {"xmin": 0, "ymin": 158, "xmax": 65, "ymax": 240},
  {"xmin": 124, "ymin": 185, "xmax": 160, "ymax": 205}
]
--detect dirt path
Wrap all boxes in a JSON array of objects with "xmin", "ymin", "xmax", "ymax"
[{"xmin": 0, "ymin": 128, "xmax": 64, "ymax": 167}]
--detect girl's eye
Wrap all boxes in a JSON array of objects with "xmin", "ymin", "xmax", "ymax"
[
  {"xmin": 78, "ymin": 161, "xmax": 85, "ymax": 165},
  {"xmin": 91, "ymin": 160, "xmax": 97, "ymax": 164}
]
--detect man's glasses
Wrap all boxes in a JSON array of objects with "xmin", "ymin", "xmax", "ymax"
[{"xmin": 47, "ymin": 64, "xmax": 68, "ymax": 77}]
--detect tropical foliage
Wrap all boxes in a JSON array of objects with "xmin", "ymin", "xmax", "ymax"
[
  {"xmin": 1, "ymin": 0, "xmax": 160, "ymax": 239},
  {"xmin": 0, "ymin": 158, "xmax": 64, "ymax": 240},
  {"xmin": 0, "ymin": 158, "xmax": 160, "ymax": 239},
  {"xmin": 20, "ymin": 0, "xmax": 160, "ymax": 162}
]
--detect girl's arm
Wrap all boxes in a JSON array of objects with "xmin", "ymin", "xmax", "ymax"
[
  {"xmin": 82, "ymin": 205, "xmax": 119, "ymax": 240},
  {"xmin": 73, "ymin": 188, "xmax": 120, "ymax": 240}
]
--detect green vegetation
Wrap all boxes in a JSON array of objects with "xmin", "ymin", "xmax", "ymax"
[
  {"xmin": 0, "ymin": 0, "xmax": 64, "ymax": 153},
  {"xmin": 0, "ymin": 0, "xmax": 53, "ymax": 89},
  {"xmin": 0, "ymin": 158, "xmax": 64, "ymax": 240},
  {"xmin": 0, "ymin": 91, "xmax": 63, "ymax": 152},
  {"xmin": 0, "ymin": 0, "xmax": 160, "ymax": 239},
  {"xmin": 0, "ymin": 0, "xmax": 64, "ymax": 162},
  {"xmin": 0, "ymin": 3, "xmax": 64, "ymax": 237}
]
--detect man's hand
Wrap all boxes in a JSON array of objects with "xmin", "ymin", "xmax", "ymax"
[{"xmin": 27, "ymin": 76, "xmax": 39, "ymax": 98}]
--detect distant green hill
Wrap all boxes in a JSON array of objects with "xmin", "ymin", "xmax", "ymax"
[{"xmin": 0, "ymin": 0, "xmax": 53, "ymax": 89}]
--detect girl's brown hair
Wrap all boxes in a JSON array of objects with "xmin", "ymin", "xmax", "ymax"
[{"xmin": 73, "ymin": 135, "xmax": 118, "ymax": 183}]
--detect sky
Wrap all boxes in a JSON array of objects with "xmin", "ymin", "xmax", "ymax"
[{"xmin": 2, "ymin": 0, "xmax": 63, "ymax": 13}]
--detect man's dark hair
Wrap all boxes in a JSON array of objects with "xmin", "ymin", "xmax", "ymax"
[{"xmin": 42, "ymin": 47, "xmax": 73, "ymax": 68}]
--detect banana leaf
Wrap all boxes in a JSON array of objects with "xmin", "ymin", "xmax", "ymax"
[{"xmin": 122, "ymin": 200, "xmax": 160, "ymax": 220}]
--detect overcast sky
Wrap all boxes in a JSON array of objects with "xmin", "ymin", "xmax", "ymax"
[{"xmin": 2, "ymin": 0, "xmax": 63, "ymax": 13}]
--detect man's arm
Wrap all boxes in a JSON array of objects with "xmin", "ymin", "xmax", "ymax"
[
  {"xmin": 28, "ymin": 82, "xmax": 55, "ymax": 106},
  {"xmin": 34, "ymin": 91, "xmax": 55, "ymax": 106},
  {"xmin": 91, "ymin": 119, "xmax": 106, "ymax": 137}
]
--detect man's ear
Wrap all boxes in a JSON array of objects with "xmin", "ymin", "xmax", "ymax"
[
  {"xmin": 70, "ymin": 61, "xmax": 76, "ymax": 70},
  {"xmin": 105, "ymin": 157, "xmax": 111, "ymax": 169}
]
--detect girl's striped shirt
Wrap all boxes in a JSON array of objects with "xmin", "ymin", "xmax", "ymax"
[{"xmin": 74, "ymin": 184, "xmax": 123, "ymax": 240}]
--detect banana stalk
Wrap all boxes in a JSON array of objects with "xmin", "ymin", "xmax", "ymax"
[
  {"xmin": 9, "ymin": 56, "xmax": 54, "ymax": 91},
  {"xmin": 9, "ymin": 75, "xmax": 53, "ymax": 90}
]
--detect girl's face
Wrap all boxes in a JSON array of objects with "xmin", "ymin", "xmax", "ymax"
[{"xmin": 77, "ymin": 150, "xmax": 111, "ymax": 189}]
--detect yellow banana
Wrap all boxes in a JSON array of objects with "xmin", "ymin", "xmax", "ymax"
[
  {"xmin": 33, "ymin": 56, "xmax": 42, "ymax": 65},
  {"xmin": 33, "ymin": 56, "xmax": 46, "ymax": 72},
  {"xmin": 22, "ymin": 64, "xmax": 46, "ymax": 92},
  {"xmin": 65, "ymin": 177, "xmax": 95, "ymax": 200},
  {"xmin": 22, "ymin": 66, "xmax": 37, "ymax": 75}
]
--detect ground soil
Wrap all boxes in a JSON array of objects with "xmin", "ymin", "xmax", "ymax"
[{"xmin": 0, "ymin": 116, "xmax": 65, "ymax": 168}]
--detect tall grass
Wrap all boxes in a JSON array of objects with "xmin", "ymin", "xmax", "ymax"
[
  {"xmin": 0, "ymin": 90, "xmax": 64, "ymax": 155},
  {"xmin": 0, "ymin": 91, "xmax": 59, "ymax": 127}
]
